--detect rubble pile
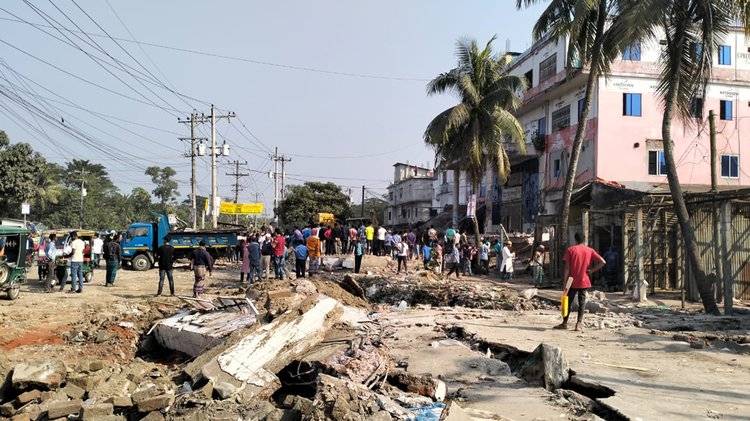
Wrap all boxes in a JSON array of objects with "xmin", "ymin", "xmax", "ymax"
[{"xmin": 358, "ymin": 273, "xmax": 554, "ymax": 311}]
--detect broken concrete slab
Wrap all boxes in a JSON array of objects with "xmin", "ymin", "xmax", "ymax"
[
  {"xmin": 184, "ymin": 295, "xmax": 343, "ymax": 403},
  {"xmin": 104, "ymin": 395, "xmax": 133, "ymax": 409},
  {"xmin": 11, "ymin": 360, "xmax": 67, "ymax": 390},
  {"xmin": 519, "ymin": 344, "xmax": 569, "ymax": 391},
  {"xmin": 152, "ymin": 310, "xmax": 258, "ymax": 357},
  {"xmin": 62, "ymin": 383, "xmax": 85, "ymax": 400},
  {"xmin": 520, "ymin": 288, "xmax": 538, "ymax": 300},
  {"xmin": 215, "ymin": 296, "xmax": 342, "ymax": 396},
  {"xmin": 16, "ymin": 389, "xmax": 41, "ymax": 404}
]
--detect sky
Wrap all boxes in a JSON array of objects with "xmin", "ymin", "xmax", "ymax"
[{"xmin": 0, "ymin": 0, "xmax": 546, "ymax": 217}]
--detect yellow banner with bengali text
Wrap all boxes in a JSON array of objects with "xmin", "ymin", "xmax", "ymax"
[{"xmin": 220, "ymin": 202, "xmax": 263, "ymax": 215}]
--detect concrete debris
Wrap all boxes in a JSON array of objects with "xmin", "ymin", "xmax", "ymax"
[
  {"xmin": 152, "ymin": 297, "xmax": 260, "ymax": 357},
  {"xmin": 315, "ymin": 374, "xmax": 414, "ymax": 420},
  {"xmin": 519, "ymin": 343, "xmax": 569, "ymax": 391},
  {"xmin": 389, "ymin": 371, "xmax": 446, "ymax": 402},
  {"xmin": 520, "ymin": 288, "xmax": 538, "ymax": 300},
  {"xmin": 11, "ymin": 360, "xmax": 67, "ymax": 391},
  {"xmin": 46, "ymin": 398, "xmax": 83, "ymax": 419}
]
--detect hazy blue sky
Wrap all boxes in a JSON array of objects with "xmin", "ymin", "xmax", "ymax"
[{"xmin": 0, "ymin": 0, "xmax": 546, "ymax": 215}]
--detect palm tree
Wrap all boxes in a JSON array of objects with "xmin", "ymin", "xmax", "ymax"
[
  {"xmin": 613, "ymin": 0, "xmax": 734, "ymax": 315},
  {"xmin": 517, "ymin": 0, "xmax": 629, "ymax": 253},
  {"xmin": 425, "ymin": 36, "xmax": 527, "ymax": 249}
]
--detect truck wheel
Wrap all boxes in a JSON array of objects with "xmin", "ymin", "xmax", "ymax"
[
  {"xmin": 131, "ymin": 255, "xmax": 151, "ymax": 271},
  {"xmin": 84, "ymin": 271, "xmax": 93, "ymax": 283},
  {"xmin": 7, "ymin": 279, "xmax": 20, "ymax": 300}
]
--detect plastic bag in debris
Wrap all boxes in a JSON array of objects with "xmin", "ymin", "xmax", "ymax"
[{"xmin": 410, "ymin": 403, "xmax": 445, "ymax": 420}]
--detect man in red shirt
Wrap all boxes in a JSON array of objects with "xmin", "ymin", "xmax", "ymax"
[
  {"xmin": 555, "ymin": 233, "xmax": 606, "ymax": 331},
  {"xmin": 272, "ymin": 229, "xmax": 286, "ymax": 280}
]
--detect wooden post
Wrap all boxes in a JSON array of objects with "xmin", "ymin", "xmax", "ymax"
[
  {"xmin": 635, "ymin": 208, "xmax": 644, "ymax": 300},
  {"xmin": 582, "ymin": 210, "xmax": 590, "ymax": 245},
  {"xmin": 661, "ymin": 211, "xmax": 668, "ymax": 290},
  {"xmin": 622, "ymin": 211, "xmax": 629, "ymax": 294},
  {"xmin": 721, "ymin": 201, "xmax": 733, "ymax": 315}
]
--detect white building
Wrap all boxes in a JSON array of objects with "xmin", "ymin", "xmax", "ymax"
[{"xmin": 387, "ymin": 163, "xmax": 436, "ymax": 228}]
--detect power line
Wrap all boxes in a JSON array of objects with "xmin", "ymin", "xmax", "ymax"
[{"xmin": 0, "ymin": 14, "xmax": 431, "ymax": 82}]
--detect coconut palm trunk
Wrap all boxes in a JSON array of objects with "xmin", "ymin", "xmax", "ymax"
[
  {"xmin": 558, "ymin": 0, "xmax": 607, "ymax": 250},
  {"xmin": 659, "ymin": 20, "xmax": 719, "ymax": 315},
  {"xmin": 452, "ymin": 169, "xmax": 460, "ymax": 228}
]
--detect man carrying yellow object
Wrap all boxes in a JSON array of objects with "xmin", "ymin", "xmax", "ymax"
[{"xmin": 555, "ymin": 233, "xmax": 606, "ymax": 332}]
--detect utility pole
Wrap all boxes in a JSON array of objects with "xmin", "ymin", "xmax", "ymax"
[
  {"xmin": 178, "ymin": 113, "xmax": 207, "ymax": 230},
  {"xmin": 79, "ymin": 167, "xmax": 86, "ymax": 229},
  {"xmin": 270, "ymin": 147, "xmax": 291, "ymax": 224},
  {"xmin": 185, "ymin": 105, "xmax": 235, "ymax": 228},
  {"xmin": 226, "ymin": 160, "xmax": 249, "ymax": 224},
  {"xmin": 709, "ymin": 109, "xmax": 723, "ymax": 302},
  {"xmin": 253, "ymin": 192, "xmax": 261, "ymax": 229},
  {"xmin": 361, "ymin": 185, "xmax": 365, "ymax": 217}
]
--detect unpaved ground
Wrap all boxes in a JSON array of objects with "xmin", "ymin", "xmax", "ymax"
[{"xmin": 1, "ymin": 257, "xmax": 749, "ymax": 420}]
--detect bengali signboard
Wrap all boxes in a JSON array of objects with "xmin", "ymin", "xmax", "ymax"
[{"xmin": 219, "ymin": 202, "xmax": 264, "ymax": 215}]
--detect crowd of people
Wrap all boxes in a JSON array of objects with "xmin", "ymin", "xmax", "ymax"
[{"xmin": 224, "ymin": 222, "xmax": 534, "ymax": 284}]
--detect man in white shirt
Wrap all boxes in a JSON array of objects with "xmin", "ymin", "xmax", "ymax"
[
  {"xmin": 68, "ymin": 232, "xmax": 85, "ymax": 293},
  {"xmin": 91, "ymin": 233, "xmax": 104, "ymax": 269},
  {"xmin": 376, "ymin": 225, "xmax": 387, "ymax": 256}
]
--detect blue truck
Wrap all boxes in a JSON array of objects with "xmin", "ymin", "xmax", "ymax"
[{"xmin": 122, "ymin": 213, "xmax": 239, "ymax": 271}]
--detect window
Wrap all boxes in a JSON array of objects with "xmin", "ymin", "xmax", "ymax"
[
  {"xmin": 721, "ymin": 155, "xmax": 739, "ymax": 178},
  {"xmin": 537, "ymin": 117, "xmax": 546, "ymax": 136},
  {"xmin": 442, "ymin": 171, "xmax": 448, "ymax": 184},
  {"xmin": 539, "ymin": 54, "xmax": 557, "ymax": 83},
  {"xmin": 553, "ymin": 159, "xmax": 561, "ymax": 178},
  {"xmin": 388, "ymin": 211, "xmax": 392, "ymax": 221},
  {"xmin": 577, "ymin": 98, "xmax": 586, "ymax": 123},
  {"xmin": 648, "ymin": 150, "xmax": 667, "ymax": 176},
  {"xmin": 399, "ymin": 188, "xmax": 403, "ymax": 198},
  {"xmin": 551, "ymin": 106, "xmax": 570, "ymax": 131},
  {"xmin": 622, "ymin": 43, "xmax": 641, "ymax": 61},
  {"xmin": 623, "ymin": 93, "xmax": 642, "ymax": 116},
  {"xmin": 690, "ymin": 97, "xmax": 704, "ymax": 119},
  {"xmin": 524, "ymin": 70, "xmax": 534, "ymax": 89},
  {"xmin": 719, "ymin": 45, "xmax": 732, "ymax": 65},
  {"xmin": 389, "ymin": 192, "xmax": 393, "ymax": 200},
  {"xmin": 694, "ymin": 42, "xmax": 703, "ymax": 60},
  {"xmin": 720, "ymin": 100, "xmax": 733, "ymax": 121},
  {"xmin": 125, "ymin": 227, "xmax": 149, "ymax": 241}
]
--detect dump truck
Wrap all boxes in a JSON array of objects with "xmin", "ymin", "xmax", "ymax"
[{"xmin": 121, "ymin": 213, "xmax": 239, "ymax": 271}]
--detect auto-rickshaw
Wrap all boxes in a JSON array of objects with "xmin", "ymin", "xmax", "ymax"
[
  {"xmin": 0, "ymin": 226, "xmax": 31, "ymax": 300},
  {"xmin": 39, "ymin": 229, "xmax": 96, "ymax": 283}
]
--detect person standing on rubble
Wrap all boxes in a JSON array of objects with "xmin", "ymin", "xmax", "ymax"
[
  {"xmin": 189, "ymin": 240, "xmax": 213, "ymax": 298},
  {"xmin": 500, "ymin": 240, "xmax": 515, "ymax": 280},
  {"xmin": 443, "ymin": 239, "xmax": 460, "ymax": 279},
  {"xmin": 395, "ymin": 238, "xmax": 409, "ymax": 274},
  {"xmin": 555, "ymin": 233, "xmax": 606, "ymax": 332},
  {"xmin": 156, "ymin": 237, "xmax": 175, "ymax": 296},
  {"xmin": 532, "ymin": 245, "xmax": 545, "ymax": 287},
  {"xmin": 248, "ymin": 235, "xmax": 262, "ymax": 282},
  {"xmin": 354, "ymin": 229, "xmax": 366, "ymax": 273},
  {"xmin": 307, "ymin": 228, "xmax": 322, "ymax": 276},
  {"xmin": 104, "ymin": 233, "xmax": 122, "ymax": 287},
  {"xmin": 260, "ymin": 233, "xmax": 273, "ymax": 280},
  {"xmin": 479, "ymin": 240, "xmax": 490, "ymax": 275},
  {"xmin": 272, "ymin": 229, "xmax": 286, "ymax": 280},
  {"xmin": 294, "ymin": 239, "xmax": 308, "ymax": 278},
  {"xmin": 239, "ymin": 238, "xmax": 251, "ymax": 284}
]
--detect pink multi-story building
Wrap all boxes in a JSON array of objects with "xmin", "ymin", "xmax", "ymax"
[{"xmin": 497, "ymin": 26, "xmax": 750, "ymax": 235}]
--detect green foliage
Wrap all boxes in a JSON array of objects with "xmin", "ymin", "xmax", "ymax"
[
  {"xmin": 0, "ymin": 131, "xmax": 47, "ymax": 217},
  {"xmin": 276, "ymin": 182, "xmax": 352, "ymax": 228},
  {"xmin": 145, "ymin": 166, "xmax": 179, "ymax": 206},
  {"xmin": 350, "ymin": 196, "xmax": 388, "ymax": 225},
  {"xmin": 424, "ymin": 37, "xmax": 527, "ymax": 187},
  {"xmin": 63, "ymin": 159, "xmax": 116, "ymax": 194}
]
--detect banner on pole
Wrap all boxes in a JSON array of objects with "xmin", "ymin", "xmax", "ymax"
[
  {"xmin": 220, "ymin": 202, "xmax": 264, "ymax": 215},
  {"xmin": 467, "ymin": 194, "xmax": 477, "ymax": 219}
]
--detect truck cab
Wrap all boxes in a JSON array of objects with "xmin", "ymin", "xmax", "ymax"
[{"xmin": 122, "ymin": 222, "xmax": 158, "ymax": 271}]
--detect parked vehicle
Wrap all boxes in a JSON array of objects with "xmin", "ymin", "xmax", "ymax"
[
  {"xmin": 0, "ymin": 226, "xmax": 31, "ymax": 300},
  {"xmin": 38, "ymin": 229, "xmax": 96, "ymax": 283},
  {"xmin": 122, "ymin": 213, "xmax": 239, "ymax": 271}
]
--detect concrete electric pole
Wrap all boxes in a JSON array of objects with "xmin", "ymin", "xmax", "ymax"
[
  {"xmin": 226, "ymin": 160, "xmax": 249, "ymax": 224},
  {"xmin": 270, "ymin": 147, "xmax": 291, "ymax": 225},
  {"xmin": 183, "ymin": 105, "xmax": 235, "ymax": 229},
  {"xmin": 178, "ymin": 113, "xmax": 207, "ymax": 230}
]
